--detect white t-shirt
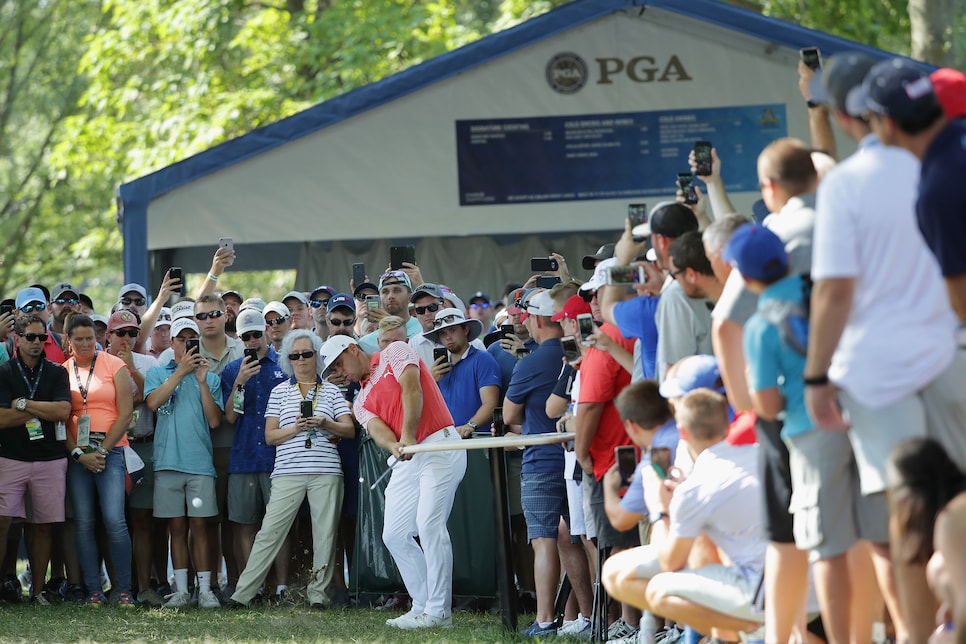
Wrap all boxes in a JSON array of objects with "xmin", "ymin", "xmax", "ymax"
[
  {"xmin": 128, "ymin": 351, "xmax": 159, "ymax": 438},
  {"xmin": 669, "ymin": 441, "xmax": 766, "ymax": 585},
  {"xmin": 812, "ymin": 136, "xmax": 957, "ymax": 408},
  {"xmin": 264, "ymin": 379, "xmax": 351, "ymax": 478}
]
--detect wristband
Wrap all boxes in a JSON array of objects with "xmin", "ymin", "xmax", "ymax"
[
  {"xmin": 207, "ymin": 273, "xmax": 219, "ymax": 282},
  {"xmin": 803, "ymin": 374, "xmax": 830, "ymax": 386}
]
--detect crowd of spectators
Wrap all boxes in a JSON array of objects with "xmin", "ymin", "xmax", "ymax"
[{"xmin": 0, "ymin": 51, "xmax": 964, "ymax": 644}]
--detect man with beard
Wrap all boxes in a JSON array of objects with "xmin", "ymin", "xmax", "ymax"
[
  {"xmin": 48, "ymin": 283, "xmax": 82, "ymax": 336},
  {"xmin": 220, "ymin": 290, "xmax": 243, "ymax": 339}
]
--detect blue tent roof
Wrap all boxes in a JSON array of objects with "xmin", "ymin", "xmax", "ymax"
[{"xmin": 118, "ymin": 0, "xmax": 897, "ymax": 285}]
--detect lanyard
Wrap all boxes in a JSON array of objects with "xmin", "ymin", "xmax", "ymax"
[
  {"xmin": 14, "ymin": 359, "xmax": 44, "ymax": 400},
  {"xmin": 72, "ymin": 352, "xmax": 98, "ymax": 414},
  {"xmin": 294, "ymin": 379, "xmax": 321, "ymax": 412}
]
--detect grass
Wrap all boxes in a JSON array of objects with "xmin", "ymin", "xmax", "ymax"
[{"xmin": 0, "ymin": 602, "xmax": 541, "ymax": 643}]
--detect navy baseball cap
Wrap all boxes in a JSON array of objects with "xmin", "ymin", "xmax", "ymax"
[
  {"xmin": 722, "ymin": 224, "xmax": 788, "ymax": 282},
  {"xmin": 862, "ymin": 58, "xmax": 942, "ymax": 127},
  {"xmin": 326, "ymin": 293, "xmax": 355, "ymax": 314},
  {"xmin": 822, "ymin": 52, "xmax": 877, "ymax": 117}
]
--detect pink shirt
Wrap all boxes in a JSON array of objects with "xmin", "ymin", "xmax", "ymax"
[{"xmin": 354, "ymin": 341, "xmax": 454, "ymax": 443}]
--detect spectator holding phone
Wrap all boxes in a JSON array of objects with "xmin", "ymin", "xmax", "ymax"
[
  {"xmin": 145, "ymin": 318, "xmax": 223, "ymax": 608},
  {"xmin": 227, "ymin": 330, "xmax": 354, "ymax": 609},
  {"xmin": 357, "ymin": 272, "xmax": 422, "ymax": 354}
]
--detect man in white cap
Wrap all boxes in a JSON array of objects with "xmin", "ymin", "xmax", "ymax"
[
  {"xmin": 220, "ymin": 308, "xmax": 288, "ymax": 600},
  {"xmin": 117, "ymin": 283, "xmax": 149, "ymax": 320},
  {"xmin": 422, "ymin": 308, "xmax": 500, "ymax": 439},
  {"xmin": 263, "ymin": 301, "xmax": 290, "ymax": 353},
  {"xmin": 144, "ymin": 318, "xmax": 224, "ymax": 608},
  {"xmin": 281, "ymin": 291, "xmax": 313, "ymax": 332},
  {"xmin": 320, "ymin": 332, "xmax": 465, "ymax": 630},
  {"xmin": 357, "ymin": 271, "xmax": 422, "ymax": 354},
  {"xmin": 149, "ymin": 307, "xmax": 173, "ymax": 359}
]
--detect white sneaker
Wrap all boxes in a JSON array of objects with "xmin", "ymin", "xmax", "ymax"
[
  {"xmin": 607, "ymin": 619, "xmax": 639, "ymax": 642},
  {"xmin": 163, "ymin": 590, "xmax": 191, "ymax": 607},
  {"xmin": 198, "ymin": 589, "xmax": 221, "ymax": 609},
  {"xmin": 558, "ymin": 614, "xmax": 592, "ymax": 637},
  {"xmin": 396, "ymin": 613, "xmax": 453, "ymax": 629},
  {"xmin": 386, "ymin": 610, "xmax": 421, "ymax": 628}
]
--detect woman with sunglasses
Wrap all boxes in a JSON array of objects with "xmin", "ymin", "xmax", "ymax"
[
  {"xmin": 227, "ymin": 329, "xmax": 354, "ymax": 609},
  {"xmin": 63, "ymin": 314, "xmax": 135, "ymax": 607}
]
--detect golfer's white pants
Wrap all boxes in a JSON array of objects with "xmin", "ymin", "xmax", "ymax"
[{"xmin": 383, "ymin": 427, "xmax": 466, "ymax": 619}]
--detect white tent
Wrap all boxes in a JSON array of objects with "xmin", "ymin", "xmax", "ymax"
[{"xmin": 119, "ymin": 0, "xmax": 893, "ymax": 299}]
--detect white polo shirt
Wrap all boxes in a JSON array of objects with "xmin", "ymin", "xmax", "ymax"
[{"xmin": 812, "ymin": 135, "xmax": 958, "ymax": 408}]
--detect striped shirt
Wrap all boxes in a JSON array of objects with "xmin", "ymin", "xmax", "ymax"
[{"xmin": 264, "ymin": 378, "xmax": 351, "ymax": 478}]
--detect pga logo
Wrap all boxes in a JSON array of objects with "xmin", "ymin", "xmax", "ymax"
[{"xmin": 547, "ymin": 52, "xmax": 691, "ymax": 94}]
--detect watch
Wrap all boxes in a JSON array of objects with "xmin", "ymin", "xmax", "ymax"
[
  {"xmin": 14, "ymin": 398, "xmax": 27, "ymax": 411},
  {"xmin": 467, "ymin": 421, "xmax": 478, "ymax": 430},
  {"xmin": 71, "ymin": 448, "xmax": 84, "ymax": 461}
]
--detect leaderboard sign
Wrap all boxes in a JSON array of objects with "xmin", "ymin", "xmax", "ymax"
[{"xmin": 456, "ymin": 104, "xmax": 786, "ymax": 206}]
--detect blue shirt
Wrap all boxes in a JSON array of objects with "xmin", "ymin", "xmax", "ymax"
[
  {"xmin": 743, "ymin": 274, "xmax": 811, "ymax": 439},
  {"xmin": 506, "ymin": 337, "xmax": 565, "ymax": 474},
  {"xmin": 613, "ymin": 295, "xmax": 659, "ymax": 380},
  {"xmin": 145, "ymin": 361, "xmax": 224, "ymax": 476},
  {"xmin": 620, "ymin": 418, "xmax": 680, "ymax": 515},
  {"xmin": 488, "ymin": 337, "xmax": 538, "ymax": 394},
  {"xmin": 220, "ymin": 347, "xmax": 287, "ymax": 473},
  {"xmin": 917, "ymin": 118, "xmax": 966, "ymax": 277},
  {"xmin": 437, "ymin": 345, "xmax": 501, "ymax": 428}
]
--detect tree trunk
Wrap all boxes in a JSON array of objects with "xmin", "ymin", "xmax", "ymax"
[{"xmin": 909, "ymin": 0, "xmax": 954, "ymax": 65}]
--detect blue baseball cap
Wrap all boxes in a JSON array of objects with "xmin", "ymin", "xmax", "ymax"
[
  {"xmin": 15, "ymin": 287, "xmax": 46, "ymax": 310},
  {"xmin": 326, "ymin": 293, "xmax": 355, "ymax": 314},
  {"xmin": 659, "ymin": 354, "xmax": 724, "ymax": 399},
  {"xmin": 722, "ymin": 224, "xmax": 788, "ymax": 283}
]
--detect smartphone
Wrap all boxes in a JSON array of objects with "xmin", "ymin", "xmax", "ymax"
[
  {"xmin": 561, "ymin": 335, "xmax": 580, "ymax": 364},
  {"xmin": 300, "ymin": 400, "xmax": 314, "ymax": 418},
  {"xmin": 500, "ymin": 324, "xmax": 515, "ymax": 340},
  {"xmin": 677, "ymin": 172, "xmax": 698, "ymax": 205},
  {"xmin": 433, "ymin": 347, "xmax": 448, "ymax": 364},
  {"xmin": 169, "ymin": 266, "xmax": 184, "ymax": 296},
  {"xmin": 606, "ymin": 265, "xmax": 645, "ymax": 286},
  {"xmin": 390, "ymin": 245, "xmax": 416, "ymax": 270},
  {"xmin": 535, "ymin": 276, "xmax": 561, "ymax": 289},
  {"xmin": 186, "ymin": 338, "xmax": 200, "ymax": 355},
  {"xmin": 352, "ymin": 262, "xmax": 366, "ymax": 288},
  {"xmin": 0, "ymin": 304, "xmax": 13, "ymax": 316},
  {"xmin": 650, "ymin": 447, "xmax": 672, "ymax": 479},
  {"xmin": 800, "ymin": 47, "xmax": 821, "ymax": 71},
  {"xmin": 365, "ymin": 294, "xmax": 381, "ymax": 311},
  {"xmin": 576, "ymin": 313, "xmax": 594, "ymax": 346},
  {"xmin": 530, "ymin": 257, "xmax": 559, "ymax": 272},
  {"xmin": 694, "ymin": 141, "xmax": 713, "ymax": 176},
  {"xmin": 616, "ymin": 445, "xmax": 639, "ymax": 486},
  {"xmin": 244, "ymin": 348, "xmax": 259, "ymax": 364},
  {"xmin": 492, "ymin": 407, "xmax": 505, "ymax": 437},
  {"xmin": 219, "ymin": 237, "xmax": 234, "ymax": 266},
  {"xmin": 628, "ymin": 203, "xmax": 648, "ymax": 242}
]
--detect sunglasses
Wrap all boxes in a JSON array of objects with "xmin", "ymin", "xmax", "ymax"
[
  {"xmin": 433, "ymin": 314, "xmax": 464, "ymax": 328},
  {"xmin": 380, "ymin": 270, "xmax": 407, "ymax": 281},
  {"xmin": 470, "ymin": 302, "xmax": 490, "ymax": 309},
  {"xmin": 110, "ymin": 328, "xmax": 140, "ymax": 338},
  {"xmin": 20, "ymin": 303, "xmax": 46, "ymax": 313},
  {"xmin": 120, "ymin": 297, "xmax": 146, "ymax": 307},
  {"xmin": 18, "ymin": 332, "xmax": 48, "ymax": 342},
  {"xmin": 240, "ymin": 330, "xmax": 264, "ymax": 341},
  {"xmin": 195, "ymin": 310, "xmax": 224, "ymax": 320},
  {"xmin": 354, "ymin": 293, "xmax": 376, "ymax": 301},
  {"xmin": 54, "ymin": 298, "xmax": 79, "ymax": 306},
  {"xmin": 288, "ymin": 350, "xmax": 316, "ymax": 361},
  {"xmin": 158, "ymin": 313, "xmax": 172, "ymax": 321},
  {"xmin": 266, "ymin": 316, "xmax": 289, "ymax": 327},
  {"xmin": 309, "ymin": 299, "xmax": 331, "ymax": 309},
  {"xmin": 328, "ymin": 317, "xmax": 356, "ymax": 327},
  {"xmin": 413, "ymin": 303, "xmax": 441, "ymax": 315}
]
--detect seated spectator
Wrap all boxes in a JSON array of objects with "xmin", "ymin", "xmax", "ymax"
[{"xmin": 604, "ymin": 389, "xmax": 766, "ymax": 641}]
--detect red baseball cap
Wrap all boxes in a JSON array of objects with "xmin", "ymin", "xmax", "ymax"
[
  {"xmin": 551, "ymin": 294, "xmax": 592, "ymax": 322},
  {"xmin": 930, "ymin": 68, "xmax": 966, "ymax": 119}
]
